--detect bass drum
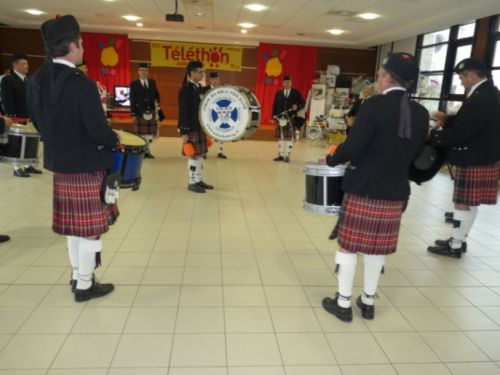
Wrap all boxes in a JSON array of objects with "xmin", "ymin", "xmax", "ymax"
[{"xmin": 199, "ymin": 85, "xmax": 261, "ymax": 142}]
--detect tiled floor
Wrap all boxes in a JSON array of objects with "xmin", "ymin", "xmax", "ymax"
[{"xmin": 0, "ymin": 137, "xmax": 499, "ymax": 375}]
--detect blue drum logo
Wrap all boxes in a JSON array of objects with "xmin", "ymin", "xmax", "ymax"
[{"xmin": 199, "ymin": 86, "xmax": 250, "ymax": 142}]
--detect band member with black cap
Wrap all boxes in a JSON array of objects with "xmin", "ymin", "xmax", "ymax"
[
  {"xmin": 322, "ymin": 52, "xmax": 428, "ymax": 322},
  {"xmin": 202, "ymin": 71, "xmax": 228, "ymax": 159},
  {"xmin": 27, "ymin": 14, "xmax": 119, "ymax": 302},
  {"xmin": 178, "ymin": 60, "xmax": 214, "ymax": 193},
  {"xmin": 272, "ymin": 74, "xmax": 305, "ymax": 162},
  {"xmin": 427, "ymin": 58, "xmax": 500, "ymax": 259},
  {"xmin": 130, "ymin": 62, "xmax": 160, "ymax": 159},
  {"xmin": 1, "ymin": 52, "xmax": 43, "ymax": 177}
]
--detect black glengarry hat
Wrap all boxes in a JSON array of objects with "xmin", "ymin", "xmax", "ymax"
[
  {"xmin": 454, "ymin": 58, "xmax": 488, "ymax": 75},
  {"xmin": 44, "ymin": 15, "xmax": 80, "ymax": 49},
  {"xmin": 283, "ymin": 74, "xmax": 292, "ymax": 81},
  {"xmin": 138, "ymin": 62, "xmax": 149, "ymax": 69},
  {"xmin": 187, "ymin": 60, "xmax": 204, "ymax": 73},
  {"xmin": 12, "ymin": 52, "xmax": 28, "ymax": 62},
  {"xmin": 209, "ymin": 72, "xmax": 219, "ymax": 78},
  {"xmin": 382, "ymin": 52, "xmax": 419, "ymax": 84}
]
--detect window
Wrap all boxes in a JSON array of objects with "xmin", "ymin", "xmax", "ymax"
[
  {"xmin": 413, "ymin": 21, "xmax": 476, "ymax": 112},
  {"xmin": 490, "ymin": 16, "xmax": 500, "ymax": 89}
]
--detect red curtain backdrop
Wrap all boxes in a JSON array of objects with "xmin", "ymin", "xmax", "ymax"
[
  {"xmin": 255, "ymin": 43, "xmax": 318, "ymax": 125},
  {"xmin": 81, "ymin": 32, "xmax": 131, "ymax": 92}
]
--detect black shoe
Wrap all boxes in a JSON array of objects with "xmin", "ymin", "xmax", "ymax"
[
  {"xmin": 197, "ymin": 181, "xmax": 214, "ymax": 190},
  {"xmin": 322, "ymin": 294, "xmax": 352, "ymax": 322},
  {"xmin": 74, "ymin": 279, "xmax": 114, "ymax": 302},
  {"xmin": 70, "ymin": 279, "xmax": 76, "ymax": 293},
  {"xmin": 356, "ymin": 295, "xmax": 375, "ymax": 320},
  {"xmin": 273, "ymin": 155, "xmax": 284, "ymax": 162},
  {"xmin": 444, "ymin": 211, "xmax": 454, "ymax": 219},
  {"xmin": 0, "ymin": 235, "xmax": 10, "ymax": 243},
  {"xmin": 144, "ymin": 152, "xmax": 155, "ymax": 159},
  {"xmin": 217, "ymin": 153, "xmax": 228, "ymax": 159},
  {"xmin": 284, "ymin": 156, "xmax": 290, "ymax": 163},
  {"xmin": 445, "ymin": 217, "xmax": 454, "ymax": 224},
  {"xmin": 329, "ymin": 225, "xmax": 339, "ymax": 240},
  {"xmin": 25, "ymin": 166, "xmax": 42, "ymax": 174},
  {"xmin": 435, "ymin": 238, "xmax": 467, "ymax": 252},
  {"xmin": 13, "ymin": 169, "xmax": 30, "ymax": 177},
  {"xmin": 427, "ymin": 243, "xmax": 462, "ymax": 259},
  {"xmin": 188, "ymin": 183, "xmax": 206, "ymax": 193}
]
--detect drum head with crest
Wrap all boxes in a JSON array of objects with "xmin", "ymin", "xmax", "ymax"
[{"xmin": 199, "ymin": 85, "xmax": 261, "ymax": 142}]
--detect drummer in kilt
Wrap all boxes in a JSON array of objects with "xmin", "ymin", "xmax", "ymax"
[
  {"xmin": 27, "ymin": 15, "xmax": 119, "ymax": 302},
  {"xmin": 272, "ymin": 75, "xmax": 305, "ymax": 163},
  {"xmin": 322, "ymin": 53, "xmax": 429, "ymax": 322},
  {"xmin": 178, "ymin": 61, "xmax": 214, "ymax": 193},
  {"xmin": 427, "ymin": 59, "xmax": 500, "ymax": 258}
]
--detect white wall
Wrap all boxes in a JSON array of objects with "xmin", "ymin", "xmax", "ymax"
[{"xmin": 376, "ymin": 36, "xmax": 418, "ymax": 71}]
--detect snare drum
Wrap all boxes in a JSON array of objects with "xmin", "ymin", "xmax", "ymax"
[
  {"xmin": 0, "ymin": 123, "xmax": 40, "ymax": 165},
  {"xmin": 199, "ymin": 85, "xmax": 261, "ymax": 142},
  {"xmin": 303, "ymin": 162, "xmax": 345, "ymax": 215},
  {"xmin": 110, "ymin": 130, "xmax": 147, "ymax": 190}
]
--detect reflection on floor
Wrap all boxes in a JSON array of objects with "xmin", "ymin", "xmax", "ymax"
[{"xmin": 0, "ymin": 137, "xmax": 499, "ymax": 375}]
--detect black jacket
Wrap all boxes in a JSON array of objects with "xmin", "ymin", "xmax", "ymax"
[
  {"xmin": 0, "ymin": 72, "xmax": 29, "ymax": 118},
  {"xmin": 178, "ymin": 80, "xmax": 202, "ymax": 135},
  {"xmin": 27, "ymin": 62, "xmax": 118, "ymax": 173},
  {"xmin": 429, "ymin": 80, "xmax": 500, "ymax": 166},
  {"xmin": 327, "ymin": 90, "xmax": 429, "ymax": 201},
  {"xmin": 129, "ymin": 78, "xmax": 159, "ymax": 116},
  {"xmin": 272, "ymin": 88, "xmax": 305, "ymax": 117}
]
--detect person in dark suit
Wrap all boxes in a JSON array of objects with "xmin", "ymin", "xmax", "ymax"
[
  {"xmin": 1, "ymin": 52, "xmax": 43, "ymax": 177},
  {"xmin": 427, "ymin": 59, "xmax": 500, "ymax": 259},
  {"xmin": 272, "ymin": 75, "xmax": 305, "ymax": 162},
  {"xmin": 321, "ymin": 53, "xmax": 428, "ymax": 322},
  {"xmin": 346, "ymin": 84, "xmax": 374, "ymax": 133},
  {"xmin": 178, "ymin": 61, "xmax": 214, "ymax": 193},
  {"xmin": 130, "ymin": 63, "xmax": 160, "ymax": 159},
  {"xmin": 0, "ymin": 114, "xmax": 13, "ymax": 244},
  {"xmin": 27, "ymin": 15, "xmax": 118, "ymax": 302}
]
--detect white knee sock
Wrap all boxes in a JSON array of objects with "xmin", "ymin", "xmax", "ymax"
[
  {"xmin": 335, "ymin": 250, "xmax": 357, "ymax": 308},
  {"xmin": 278, "ymin": 140, "xmax": 285, "ymax": 156},
  {"xmin": 195, "ymin": 158, "xmax": 203, "ymax": 183},
  {"xmin": 284, "ymin": 141, "xmax": 293, "ymax": 157},
  {"xmin": 188, "ymin": 158, "xmax": 197, "ymax": 184},
  {"xmin": 362, "ymin": 254, "xmax": 385, "ymax": 306},
  {"xmin": 77, "ymin": 238, "xmax": 102, "ymax": 290},
  {"xmin": 144, "ymin": 134, "xmax": 153, "ymax": 143},
  {"xmin": 216, "ymin": 141, "xmax": 223, "ymax": 154},
  {"xmin": 451, "ymin": 208, "xmax": 478, "ymax": 249},
  {"xmin": 67, "ymin": 236, "xmax": 80, "ymax": 280}
]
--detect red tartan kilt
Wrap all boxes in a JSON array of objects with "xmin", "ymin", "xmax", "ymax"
[
  {"xmin": 184, "ymin": 131, "xmax": 208, "ymax": 157},
  {"xmin": 53, "ymin": 171, "xmax": 119, "ymax": 237},
  {"xmin": 134, "ymin": 116, "xmax": 158, "ymax": 136},
  {"xmin": 338, "ymin": 194, "xmax": 405, "ymax": 255},
  {"xmin": 453, "ymin": 164, "xmax": 499, "ymax": 206}
]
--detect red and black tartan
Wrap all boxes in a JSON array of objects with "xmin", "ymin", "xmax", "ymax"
[
  {"xmin": 274, "ymin": 117, "xmax": 301, "ymax": 139},
  {"xmin": 338, "ymin": 194, "xmax": 405, "ymax": 255},
  {"xmin": 53, "ymin": 171, "xmax": 119, "ymax": 237},
  {"xmin": 185, "ymin": 130, "xmax": 208, "ymax": 157},
  {"xmin": 134, "ymin": 116, "xmax": 158, "ymax": 136},
  {"xmin": 453, "ymin": 164, "xmax": 499, "ymax": 206}
]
